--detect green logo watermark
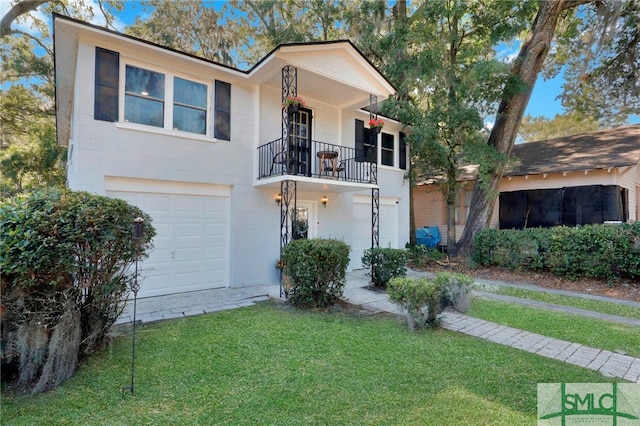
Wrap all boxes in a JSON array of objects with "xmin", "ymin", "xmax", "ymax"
[{"xmin": 538, "ymin": 383, "xmax": 640, "ymax": 425}]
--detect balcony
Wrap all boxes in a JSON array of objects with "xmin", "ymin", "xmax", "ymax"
[{"xmin": 257, "ymin": 138, "xmax": 377, "ymax": 185}]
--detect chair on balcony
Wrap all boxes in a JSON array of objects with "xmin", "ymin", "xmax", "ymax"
[
  {"xmin": 335, "ymin": 159, "xmax": 346, "ymax": 179},
  {"xmin": 269, "ymin": 142, "xmax": 288, "ymax": 175}
]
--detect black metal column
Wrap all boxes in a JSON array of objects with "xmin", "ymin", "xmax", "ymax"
[
  {"xmin": 372, "ymin": 187, "xmax": 380, "ymax": 249},
  {"xmin": 369, "ymin": 94, "xmax": 380, "ymax": 249},
  {"xmin": 279, "ymin": 179, "xmax": 296, "ymax": 297},
  {"xmin": 282, "ymin": 65, "xmax": 298, "ymax": 167},
  {"xmin": 279, "ymin": 66, "xmax": 299, "ymax": 297}
]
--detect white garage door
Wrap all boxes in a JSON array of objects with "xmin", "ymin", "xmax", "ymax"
[
  {"xmin": 351, "ymin": 195, "xmax": 399, "ymax": 269},
  {"xmin": 106, "ymin": 178, "xmax": 230, "ymax": 298}
]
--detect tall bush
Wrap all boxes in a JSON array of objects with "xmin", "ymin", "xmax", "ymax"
[
  {"xmin": 281, "ymin": 238, "xmax": 350, "ymax": 309},
  {"xmin": 0, "ymin": 188, "xmax": 155, "ymax": 393},
  {"xmin": 361, "ymin": 247, "xmax": 408, "ymax": 289}
]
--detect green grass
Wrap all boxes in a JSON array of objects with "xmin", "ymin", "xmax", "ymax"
[
  {"xmin": 469, "ymin": 297, "xmax": 640, "ymax": 357},
  {"xmin": 1, "ymin": 301, "xmax": 609, "ymax": 425},
  {"xmin": 475, "ymin": 284, "xmax": 640, "ymax": 320}
]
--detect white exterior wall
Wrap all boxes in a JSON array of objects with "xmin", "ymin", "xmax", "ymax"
[
  {"xmin": 68, "ymin": 36, "xmax": 282, "ymax": 288},
  {"xmin": 61, "ymin": 28, "xmax": 409, "ymax": 294}
]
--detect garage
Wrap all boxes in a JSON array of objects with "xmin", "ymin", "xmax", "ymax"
[
  {"xmin": 351, "ymin": 194, "xmax": 399, "ymax": 269},
  {"xmin": 105, "ymin": 178, "xmax": 231, "ymax": 298}
]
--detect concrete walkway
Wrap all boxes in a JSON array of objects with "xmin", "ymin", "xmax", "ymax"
[{"xmin": 117, "ymin": 269, "xmax": 640, "ymax": 383}]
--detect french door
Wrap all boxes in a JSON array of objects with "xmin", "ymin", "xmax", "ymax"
[{"xmin": 288, "ymin": 108, "xmax": 312, "ymax": 177}]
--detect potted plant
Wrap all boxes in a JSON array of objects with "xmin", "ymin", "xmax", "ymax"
[
  {"xmin": 283, "ymin": 95, "xmax": 306, "ymax": 113},
  {"xmin": 368, "ymin": 117, "xmax": 384, "ymax": 133}
]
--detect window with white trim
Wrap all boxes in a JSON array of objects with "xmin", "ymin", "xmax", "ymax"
[
  {"xmin": 381, "ymin": 132, "xmax": 394, "ymax": 167},
  {"xmin": 94, "ymin": 48, "xmax": 232, "ymax": 139},
  {"xmin": 173, "ymin": 77, "xmax": 207, "ymax": 134},
  {"xmin": 123, "ymin": 64, "xmax": 209, "ymax": 135},
  {"xmin": 124, "ymin": 65, "xmax": 166, "ymax": 128}
]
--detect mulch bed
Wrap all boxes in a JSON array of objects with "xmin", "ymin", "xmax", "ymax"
[{"xmin": 417, "ymin": 262, "xmax": 640, "ymax": 303}]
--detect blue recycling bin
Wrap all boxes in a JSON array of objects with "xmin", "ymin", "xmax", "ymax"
[{"xmin": 415, "ymin": 226, "xmax": 441, "ymax": 248}]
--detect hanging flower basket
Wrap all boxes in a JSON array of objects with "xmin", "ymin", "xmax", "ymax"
[
  {"xmin": 283, "ymin": 95, "xmax": 306, "ymax": 113},
  {"xmin": 369, "ymin": 117, "xmax": 384, "ymax": 133}
]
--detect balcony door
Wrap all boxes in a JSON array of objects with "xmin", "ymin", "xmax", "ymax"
[{"xmin": 288, "ymin": 107, "xmax": 312, "ymax": 177}]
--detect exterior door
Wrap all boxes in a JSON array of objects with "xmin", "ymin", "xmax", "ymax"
[{"xmin": 288, "ymin": 108, "xmax": 312, "ymax": 176}]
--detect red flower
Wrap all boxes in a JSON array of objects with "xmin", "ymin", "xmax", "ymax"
[
  {"xmin": 282, "ymin": 95, "xmax": 306, "ymax": 108},
  {"xmin": 368, "ymin": 117, "xmax": 384, "ymax": 128}
]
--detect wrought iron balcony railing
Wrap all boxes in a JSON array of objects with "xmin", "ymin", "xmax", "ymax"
[{"xmin": 257, "ymin": 138, "xmax": 377, "ymax": 184}]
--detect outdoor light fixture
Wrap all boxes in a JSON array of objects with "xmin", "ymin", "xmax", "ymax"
[
  {"xmin": 321, "ymin": 195, "xmax": 328, "ymax": 208},
  {"xmin": 275, "ymin": 193, "xmax": 282, "ymax": 205}
]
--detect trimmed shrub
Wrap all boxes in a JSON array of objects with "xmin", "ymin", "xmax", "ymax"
[
  {"xmin": 0, "ymin": 188, "xmax": 155, "ymax": 393},
  {"xmin": 405, "ymin": 243, "xmax": 445, "ymax": 269},
  {"xmin": 281, "ymin": 238, "xmax": 350, "ymax": 309},
  {"xmin": 388, "ymin": 277, "xmax": 445, "ymax": 329},
  {"xmin": 362, "ymin": 247, "xmax": 409, "ymax": 289},
  {"xmin": 434, "ymin": 272, "xmax": 475, "ymax": 313},
  {"xmin": 473, "ymin": 223, "xmax": 640, "ymax": 283}
]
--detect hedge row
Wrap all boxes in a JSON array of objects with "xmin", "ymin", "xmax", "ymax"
[{"xmin": 473, "ymin": 223, "xmax": 640, "ymax": 282}]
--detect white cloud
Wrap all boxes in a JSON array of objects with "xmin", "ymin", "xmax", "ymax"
[{"xmin": 495, "ymin": 40, "xmax": 521, "ymax": 64}]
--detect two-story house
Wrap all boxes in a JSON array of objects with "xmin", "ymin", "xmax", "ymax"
[{"xmin": 54, "ymin": 14, "xmax": 410, "ymax": 298}]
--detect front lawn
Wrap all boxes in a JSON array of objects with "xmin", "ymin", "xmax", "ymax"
[
  {"xmin": 475, "ymin": 284, "xmax": 640, "ymax": 320},
  {"xmin": 469, "ymin": 298, "xmax": 640, "ymax": 358},
  {"xmin": 2, "ymin": 301, "xmax": 610, "ymax": 425}
]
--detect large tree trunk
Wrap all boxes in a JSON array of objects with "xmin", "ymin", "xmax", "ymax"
[{"xmin": 456, "ymin": 0, "xmax": 576, "ymax": 256}]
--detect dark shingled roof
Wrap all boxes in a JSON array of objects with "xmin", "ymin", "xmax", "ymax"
[
  {"xmin": 417, "ymin": 125, "xmax": 640, "ymax": 185},
  {"xmin": 506, "ymin": 124, "xmax": 640, "ymax": 177}
]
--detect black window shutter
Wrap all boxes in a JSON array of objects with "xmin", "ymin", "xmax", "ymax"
[
  {"xmin": 366, "ymin": 127, "xmax": 376, "ymax": 163},
  {"xmin": 94, "ymin": 47, "xmax": 119, "ymax": 122},
  {"xmin": 399, "ymin": 131, "xmax": 407, "ymax": 170},
  {"xmin": 355, "ymin": 119, "xmax": 365, "ymax": 162},
  {"xmin": 214, "ymin": 80, "xmax": 231, "ymax": 140}
]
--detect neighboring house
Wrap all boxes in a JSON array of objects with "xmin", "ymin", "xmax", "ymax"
[
  {"xmin": 54, "ymin": 14, "xmax": 410, "ymax": 298},
  {"xmin": 414, "ymin": 125, "xmax": 640, "ymax": 243}
]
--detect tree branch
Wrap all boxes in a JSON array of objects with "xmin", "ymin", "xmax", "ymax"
[
  {"xmin": 561, "ymin": 0, "xmax": 595, "ymax": 11},
  {"xmin": 11, "ymin": 29, "xmax": 53, "ymax": 55},
  {"xmin": 1, "ymin": 0, "xmax": 50, "ymax": 38}
]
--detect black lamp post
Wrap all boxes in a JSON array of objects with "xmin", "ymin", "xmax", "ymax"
[{"xmin": 122, "ymin": 217, "xmax": 143, "ymax": 396}]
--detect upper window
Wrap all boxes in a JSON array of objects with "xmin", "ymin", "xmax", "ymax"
[
  {"xmin": 125, "ymin": 65, "xmax": 165, "ymax": 128},
  {"xmin": 381, "ymin": 133, "xmax": 394, "ymax": 167},
  {"xmin": 95, "ymin": 48, "xmax": 232, "ymax": 139},
  {"xmin": 174, "ymin": 77, "xmax": 207, "ymax": 134}
]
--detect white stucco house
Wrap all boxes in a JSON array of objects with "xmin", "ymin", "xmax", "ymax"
[{"xmin": 53, "ymin": 14, "xmax": 410, "ymax": 298}]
